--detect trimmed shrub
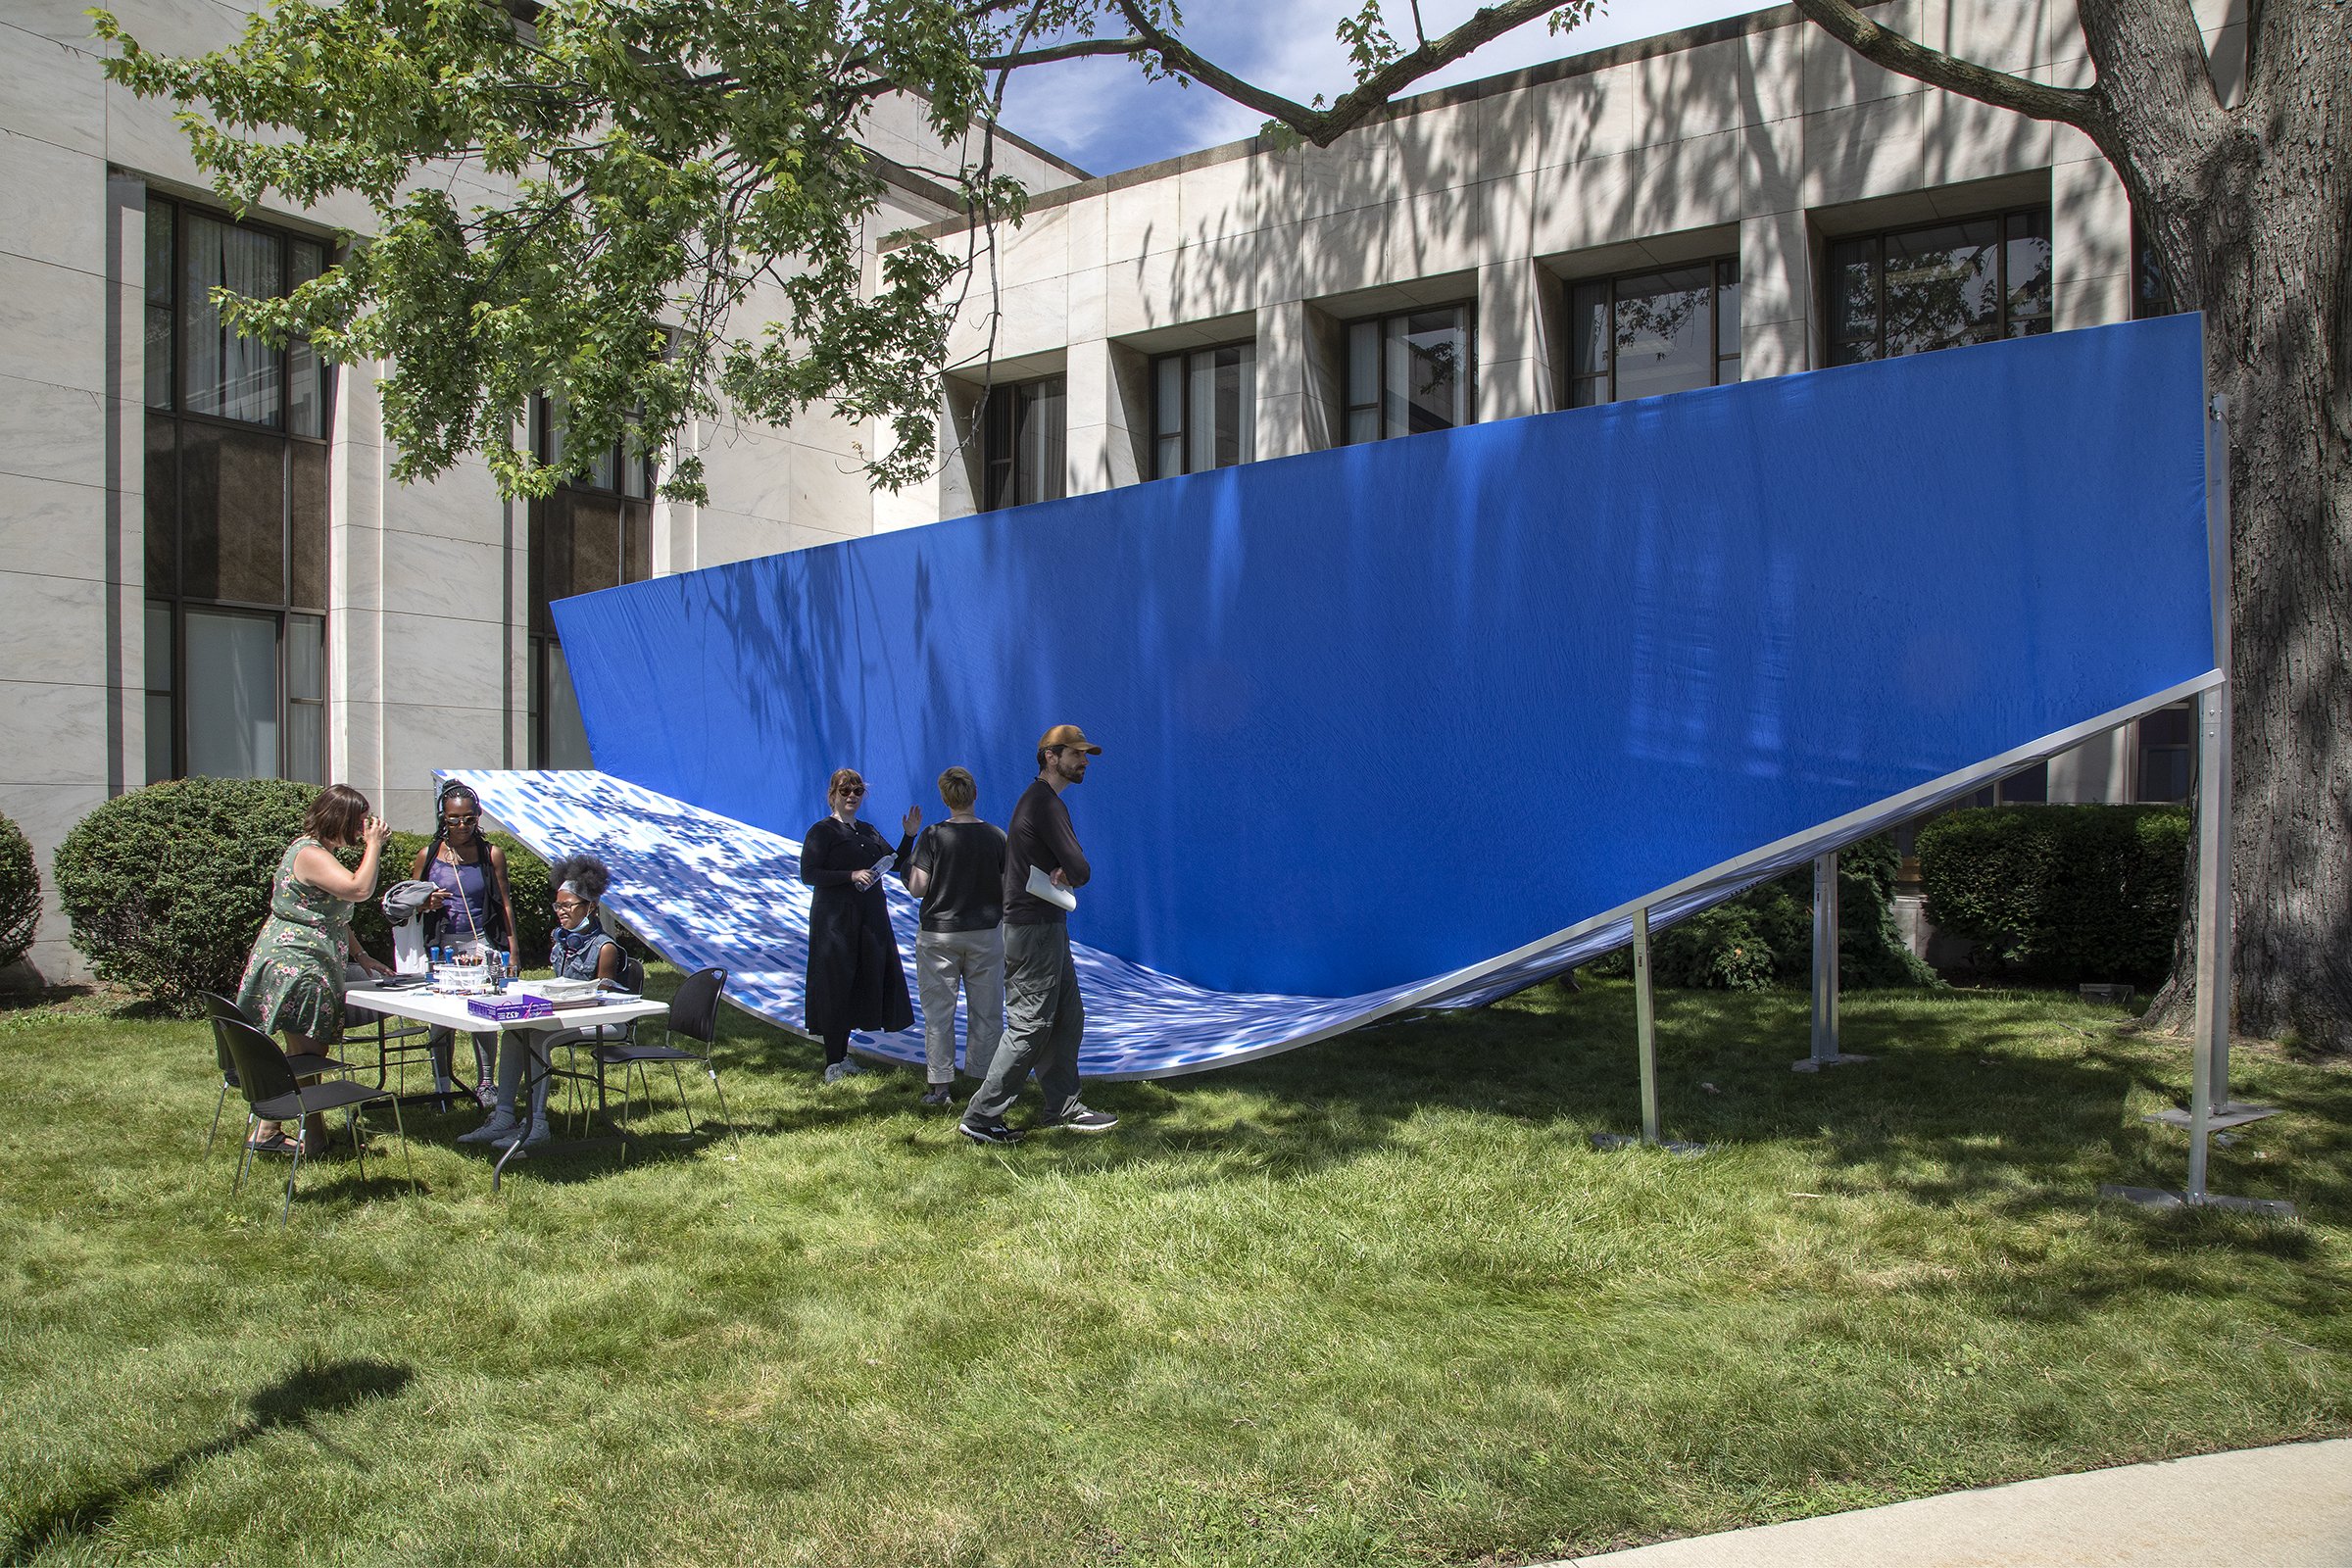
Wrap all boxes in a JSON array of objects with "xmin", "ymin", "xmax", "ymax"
[
  {"xmin": 54, "ymin": 778, "xmax": 318, "ymax": 1013},
  {"xmin": 1917, "ymin": 804, "xmax": 2187, "ymax": 985},
  {"xmin": 1588, "ymin": 834, "xmax": 1939, "ymax": 991},
  {"xmin": 0, "ymin": 812, "xmax": 40, "ymax": 972},
  {"xmin": 52, "ymin": 779, "xmax": 558, "ymax": 1013},
  {"xmin": 349, "ymin": 830, "xmax": 553, "ymax": 968}
]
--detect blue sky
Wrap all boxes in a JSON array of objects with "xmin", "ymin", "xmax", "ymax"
[{"xmin": 997, "ymin": 1, "xmax": 1771, "ymax": 174}]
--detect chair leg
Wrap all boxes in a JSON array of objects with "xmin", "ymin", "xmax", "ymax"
[
  {"xmin": 207, "ymin": 1083, "xmax": 229, "ymax": 1158},
  {"xmin": 668, "ymin": 1059, "xmax": 699, "ymax": 1134},
  {"xmin": 232, "ymin": 1112, "xmax": 258, "ymax": 1195},
  {"xmin": 705, "ymin": 1064, "xmax": 743, "ymax": 1152},
  {"xmin": 351, "ymin": 1107, "xmax": 368, "ymax": 1183},
  {"xmin": 280, "ymin": 1140, "xmax": 303, "ymax": 1229},
  {"xmin": 387, "ymin": 1093, "xmax": 417, "ymax": 1194}
]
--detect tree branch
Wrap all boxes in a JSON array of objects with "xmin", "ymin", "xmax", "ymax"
[
  {"xmin": 1788, "ymin": 0, "xmax": 2107, "ymax": 135},
  {"xmin": 974, "ymin": 34, "xmax": 1148, "ymax": 72},
  {"xmin": 1115, "ymin": 0, "xmax": 1589, "ymax": 147}
]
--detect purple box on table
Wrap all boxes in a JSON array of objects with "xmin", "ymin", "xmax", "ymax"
[{"xmin": 466, "ymin": 995, "xmax": 556, "ymax": 1022}]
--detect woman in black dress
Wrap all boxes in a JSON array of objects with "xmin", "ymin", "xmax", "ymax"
[{"xmin": 800, "ymin": 767, "xmax": 913, "ymax": 1081}]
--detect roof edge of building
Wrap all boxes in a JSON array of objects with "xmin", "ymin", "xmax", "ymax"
[{"xmin": 886, "ymin": 2, "xmax": 1819, "ymax": 249}]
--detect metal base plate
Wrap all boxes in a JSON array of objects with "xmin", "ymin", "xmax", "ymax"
[
  {"xmin": 1791, "ymin": 1053, "xmax": 1874, "ymax": 1073},
  {"xmin": 2098, "ymin": 1184, "xmax": 2296, "ymax": 1219},
  {"xmin": 2143, "ymin": 1102, "xmax": 2283, "ymax": 1130},
  {"xmin": 1590, "ymin": 1133, "xmax": 1708, "ymax": 1156}
]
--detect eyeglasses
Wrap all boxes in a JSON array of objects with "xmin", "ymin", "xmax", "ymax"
[
  {"xmin": 835, "ymin": 785, "xmax": 866, "ymax": 798},
  {"xmin": 443, "ymin": 812, "xmax": 479, "ymax": 825},
  {"xmin": 552, "ymin": 899, "xmax": 587, "ymax": 913}
]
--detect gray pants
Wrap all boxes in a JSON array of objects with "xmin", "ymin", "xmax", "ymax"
[
  {"xmin": 965, "ymin": 921, "xmax": 1081, "ymax": 1125},
  {"xmin": 915, "ymin": 926, "xmax": 1004, "ymax": 1085}
]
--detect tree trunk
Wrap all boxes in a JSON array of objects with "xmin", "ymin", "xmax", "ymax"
[{"xmin": 2135, "ymin": 0, "xmax": 2352, "ymax": 1051}]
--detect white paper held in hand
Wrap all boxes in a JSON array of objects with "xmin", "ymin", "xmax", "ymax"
[{"xmin": 1026, "ymin": 862, "xmax": 1078, "ymax": 911}]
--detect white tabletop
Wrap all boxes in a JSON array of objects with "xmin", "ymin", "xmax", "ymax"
[{"xmin": 344, "ymin": 985, "xmax": 670, "ymax": 1035}]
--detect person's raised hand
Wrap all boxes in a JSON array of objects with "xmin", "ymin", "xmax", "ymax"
[
  {"xmin": 902, "ymin": 805, "xmax": 922, "ymax": 837},
  {"xmin": 363, "ymin": 814, "xmax": 391, "ymax": 849}
]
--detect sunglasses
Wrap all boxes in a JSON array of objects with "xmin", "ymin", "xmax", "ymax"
[
  {"xmin": 443, "ymin": 812, "xmax": 480, "ymax": 825},
  {"xmin": 835, "ymin": 785, "xmax": 866, "ymax": 798}
]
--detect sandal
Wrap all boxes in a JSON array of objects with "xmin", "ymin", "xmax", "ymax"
[{"xmin": 245, "ymin": 1131, "xmax": 296, "ymax": 1155}]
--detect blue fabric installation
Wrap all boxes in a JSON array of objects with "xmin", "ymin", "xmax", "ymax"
[{"xmin": 466, "ymin": 316, "xmax": 2216, "ymax": 1078}]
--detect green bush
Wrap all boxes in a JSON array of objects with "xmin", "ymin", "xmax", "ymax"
[
  {"xmin": 0, "ymin": 812, "xmax": 40, "ymax": 972},
  {"xmin": 349, "ymin": 830, "xmax": 553, "ymax": 967},
  {"xmin": 1917, "ymin": 805, "xmax": 2187, "ymax": 984},
  {"xmin": 1589, "ymin": 834, "xmax": 1939, "ymax": 992},
  {"xmin": 52, "ymin": 779, "xmax": 557, "ymax": 1014},
  {"xmin": 54, "ymin": 778, "xmax": 319, "ymax": 1014}
]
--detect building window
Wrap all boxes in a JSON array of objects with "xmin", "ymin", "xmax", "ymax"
[
  {"xmin": 528, "ymin": 396, "xmax": 655, "ymax": 768},
  {"xmin": 142, "ymin": 195, "xmax": 332, "ymax": 784},
  {"xmin": 1152, "ymin": 343, "xmax": 1256, "ymax": 478},
  {"xmin": 979, "ymin": 376, "xmax": 1067, "ymax": 511},
  {"xmin": 1826, "ymin": 208, "xmax": 2052, "ymax": 367},
  {"xmin": 1566, "ymin": 259, "xmax": 1740, "ymax": 408},
  {"xmin": 1345, "ymin": 306, "xmax": 1475, "ymax": 444},
  {"xmin": 2134, "ymin": 703, "xmax": 2193, "ymax": 803}
]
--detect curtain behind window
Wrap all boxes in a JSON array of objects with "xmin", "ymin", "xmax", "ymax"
[
  {"xmin": 184, "ymin": 608, "xmax": 278, "ymax": 777},
  {"xmin": 182, "ymin": 212, "xmax": 282, "ymax": 426}
]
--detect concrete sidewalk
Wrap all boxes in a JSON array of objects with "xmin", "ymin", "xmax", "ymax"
[{"xmin": 1552, "ymin": 1439, "xmax": 2352, "ymax": 1567}]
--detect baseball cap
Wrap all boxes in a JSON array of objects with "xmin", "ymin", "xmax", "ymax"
[{"xmin": 1039, "ymin": 724, "xmax": 1102, "ymax": 755}]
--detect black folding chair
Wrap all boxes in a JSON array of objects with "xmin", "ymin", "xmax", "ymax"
[
  {"xmin": 220, "ymin": 1017, "xmax": 417, "ymax": 1226},
  {"xmin": 586, "ymin": 965, "xmax": 739, "ymax": 1150},
  {"xmin": 198, "ymin": 991, "xmax": 353, "ymax": 1159}
]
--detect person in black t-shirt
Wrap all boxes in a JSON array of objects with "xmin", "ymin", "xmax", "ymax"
[
  {"xmin": 960, "ymin": 724, "xmax": 1119, "ymax": 1144},
  {"xmin": 895, "ymin": 766, "xmax": 1008, "ymax": 1106},
  {"xmin": 799, "ymin": 767, "xmax": 913, "ymax": 1082}
]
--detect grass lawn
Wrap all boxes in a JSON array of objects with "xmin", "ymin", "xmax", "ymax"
[{"xmin": 2, "ymin": 973, "xmax": 2348, "ymax": 1567}]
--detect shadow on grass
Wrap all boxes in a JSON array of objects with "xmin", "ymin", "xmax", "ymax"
[
  {"xmin": 978, "ymin": 983, "xmax": 2351, "ymax": 1219},
  {"xmin": 1, "ymin": 1356, "xmax": 413, "ymax": 1564},
  {"xmin": 474, "ymin": 969, "xmax": 2352, "ymax": 1233}
]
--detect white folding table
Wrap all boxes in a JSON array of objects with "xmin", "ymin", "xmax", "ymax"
[{"xmin": 343, "ymin": 985, "xmax": 671, "ymax": 1191}]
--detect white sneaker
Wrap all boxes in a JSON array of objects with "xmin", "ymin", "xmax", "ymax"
[
  {"xmin": 494, "ymin": 1118, "xmax": 552, "ymax": 1151},
  {"xmin": 821, "ymin": 1059, "xmax": 866, "ymax": 1083},
  {"xmin": 458, "ymin": 1108, "xmax": 517, "ymax": 1145}
]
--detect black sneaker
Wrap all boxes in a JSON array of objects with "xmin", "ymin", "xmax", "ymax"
[
  {"xmin": 958, "ymin": 1118, "xmax": 1022, "ymax": 1146},
  {"xmin": 1037, "ymin": 1104, "xmax": 1118, "ymax": 1134},
  {"xmin": 920, "ymin": 1085, "xmax": 954, "ymax": 1107}
]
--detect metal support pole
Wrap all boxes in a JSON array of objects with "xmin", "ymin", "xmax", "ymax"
[
  {"xmin": 1812, "ymin": 852, "xmax": 1839, "ymax": 1060},
  {"xmin": 1794, "ymin": 851, "xmax": 1870, "ymax": 1072},
  {"xmin": 2186, "ymin": 684, "xmax": 2226, "ymax": 1199},
  {"xmin": 1634, "ymin": 906, "xmax": 1659, "ymax": 1146},
  {"xmin": 2102, "ymin": 392, "xmax": 2288, "ymax": 1218}
]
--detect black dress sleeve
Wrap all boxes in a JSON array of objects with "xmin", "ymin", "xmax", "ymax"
[{"xmin": 800, "ymin": 819, "xmax": 856, "ymax": 887}]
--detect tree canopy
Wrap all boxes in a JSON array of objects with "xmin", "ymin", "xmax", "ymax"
[{"xmin": 95, "ymin": 0, "xmax": 1593, "ymax": 499}]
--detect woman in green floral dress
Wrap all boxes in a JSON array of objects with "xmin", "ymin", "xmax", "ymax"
[{"xmin": 236, "ymin": 784, "xmax": 393, "ymax": 1152}]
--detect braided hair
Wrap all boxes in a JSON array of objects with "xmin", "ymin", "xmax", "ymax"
[{"xmin": 423, "ymin": 780, "xmax": 511, "ymax": 951}]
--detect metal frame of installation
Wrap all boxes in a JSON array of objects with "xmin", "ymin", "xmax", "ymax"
[{"xmin": 452, "ymin": 316, "xmax": 2288, "ymax": 1214}]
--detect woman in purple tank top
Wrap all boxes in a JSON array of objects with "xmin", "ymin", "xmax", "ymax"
[{"xmin": 407, "ymin": 781, "xmax": 519, "ymax": 1104}]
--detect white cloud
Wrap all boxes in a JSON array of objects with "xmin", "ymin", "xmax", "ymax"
[{"xmin": 997, "ymin": 0, "xmax": 1770, "ymax": 173}]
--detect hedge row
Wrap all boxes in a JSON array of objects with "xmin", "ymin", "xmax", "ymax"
[
  {"xmin": 0, "ymin": 812, "xmax": 39, "ymax": 972},
  {"xmin": 53, "ymin": 778, "xmax": 551, "ymax": 1016},
  {"xmin": 1916, "ymin": 804, "xmax": 2187, "ymax": 985},
  {"xmin": 1589, "ymin": 834, "xmax": 1938, "ymax": 992}
]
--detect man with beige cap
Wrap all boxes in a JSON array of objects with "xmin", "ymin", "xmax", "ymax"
[{"xmin": 959, "ymin": 724, "xmax": 1118, "ymax": 1144}]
